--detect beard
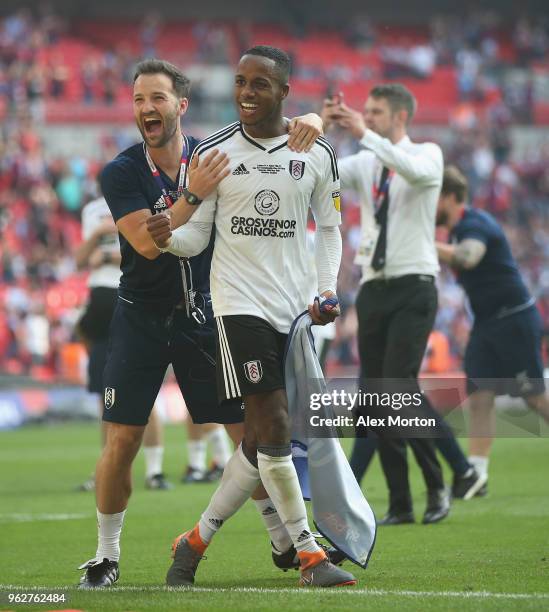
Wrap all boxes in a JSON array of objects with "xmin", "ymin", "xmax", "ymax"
[{"xmin": 138, "ymin": 108, "xmax": 179, "ymax": 148}]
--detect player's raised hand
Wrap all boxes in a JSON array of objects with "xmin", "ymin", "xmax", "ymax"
[
  {"xmin": 146, "ymin": 212, "xmax": 172, "ymax": 249},
  {"xmin": 287, "ymin": 113, "xmax": 323, "ymax": 152},
  {"xmin": 187, "ymin": 149, "xmax": 230, "ymax": 200},
  {"xmin": 308, "ymin": 290, "xmax": 341, "ymax": 325}
]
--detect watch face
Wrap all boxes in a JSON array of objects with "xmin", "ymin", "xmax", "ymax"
[{"xmin": 184, "ymin": 189, "xmax": 197, "ymax": 204}]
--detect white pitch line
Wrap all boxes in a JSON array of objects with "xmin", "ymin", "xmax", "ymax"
[
  {"xmin": 1, "ymin": 585, "xmax": 548, "ymax": 600},
  {"xmin": 0, "ymin": 513, "xmax": 90, "ymax": 523}
]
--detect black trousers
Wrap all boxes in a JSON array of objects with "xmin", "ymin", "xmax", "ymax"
[{"xmin": 355, "ymin": 275, "xmax": 443, "ymax": 514}]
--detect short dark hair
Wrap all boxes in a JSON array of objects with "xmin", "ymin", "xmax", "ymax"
[
  {"xmin": 441, "ymin": 165, "xmax": 468, "ymax": 202},
  {"xmin": 133, "ymin": 59, "xmax": 191, "ymax": 98},
  {"xmin": 242, "ymin": 45, "xmax": 291, "ymax": 85},
  {"xmin": 370, "ymin": 83, "xmax": 417, "ymax": 123}
]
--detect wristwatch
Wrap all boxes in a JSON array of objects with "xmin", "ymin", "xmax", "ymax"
[{"xmin": 182, "ymin": 188, "xmax": 203, "ymax": 206}]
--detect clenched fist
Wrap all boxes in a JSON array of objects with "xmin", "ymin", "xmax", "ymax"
[
  {"xmin": 146, "ymin": 212, "xmax": 172, "ymax": 250},
  {"xmin": 308, "ymin": 291, "xmax": 341, "ymax": 325}
]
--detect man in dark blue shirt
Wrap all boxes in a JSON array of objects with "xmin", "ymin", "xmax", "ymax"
[
  {"xmin": 78, "ymin": 58, "xmax": 325, "ymax": 589},
  {"xmin": 436, "ymin": 165, "xmax": 549, "ymax": 495}
]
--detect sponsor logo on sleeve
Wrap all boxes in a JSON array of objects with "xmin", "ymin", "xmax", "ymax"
[{"xmin": 332, "ymin": 190, "xmax": 341, "ymax": 212}]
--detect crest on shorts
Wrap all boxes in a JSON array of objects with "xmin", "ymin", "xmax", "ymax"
[
  {"xmin": 289, "ymin": 160, "xmax": 305, "ymax": 180},
  {"xmin": 244, "ymin": 360, "xmax": 263, "ymax": 383},
  {"xmin": 104, "ymin": 387, "xmax": 116, "ymax": 410}
]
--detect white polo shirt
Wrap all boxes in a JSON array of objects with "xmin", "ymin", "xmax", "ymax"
[
  {"xmin": 339, "ymin": 131, "xmax": 443, "ymax": 282},
  {"xmin": 81, "ymin": 197, "xmax": 120, "ymax": 289}
]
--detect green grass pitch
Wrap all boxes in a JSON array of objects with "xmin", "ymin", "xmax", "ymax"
[{"xmin": 1, "ymin": 422, "xmax": 548, "ymax": 611}]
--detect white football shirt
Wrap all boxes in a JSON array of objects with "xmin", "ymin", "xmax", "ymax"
[
  {"xmin": 81, "ymin": 197, "xmax": 120, "ymax": 289},
  {"xmin": 190, "ymin": 122, "xmax": 341, "ymax": 333}
]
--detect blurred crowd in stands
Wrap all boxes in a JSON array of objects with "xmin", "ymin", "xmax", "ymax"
[
  {"xmin": 1, "ymin": 7, "xmax": 548, "ymax": 380},
  {"xmin": 2, "ymin": 8, "xmax": 549, "ymax": 119}
]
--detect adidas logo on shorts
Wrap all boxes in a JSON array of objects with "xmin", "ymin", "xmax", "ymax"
[{"xmin": 232, "ymin": 163, "xmax": 250, "ymax": 175}]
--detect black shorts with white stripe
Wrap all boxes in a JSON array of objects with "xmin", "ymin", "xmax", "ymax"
[
  {"xmin": 102, "ymin": 299, "xmax": 244, "ymax": 426},
  {"xmin": 215, "ymin": 315, "xmax": 288, "ymax": 401}
]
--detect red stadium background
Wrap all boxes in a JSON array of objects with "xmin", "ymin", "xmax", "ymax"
[{"xmin": 1, "ymin": 0, "xmax": 548, "ymax": 425}]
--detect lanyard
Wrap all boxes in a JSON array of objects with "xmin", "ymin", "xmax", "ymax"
[
  {"xmin": 371, "ymin": 166, "xmax": 394, "ymax": 214},
  {"xmin": 143, "ymin": 136, "xmax": 188, "ymax": 207},
  {"xmin": 143, "ymin": 137, "xmax": 206, "ymax": 326}
]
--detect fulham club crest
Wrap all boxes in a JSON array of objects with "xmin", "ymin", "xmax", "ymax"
[
  {"xmin": 289, "ymin": 160, "xmax": 305, "ymax": 180},
  {"xmin": 104, "ymin": 387, "xmax": 116, "ymax": 410},
  {"xmin": 244, "ymin": 360, "xmax": 263, "ymax": 383}
]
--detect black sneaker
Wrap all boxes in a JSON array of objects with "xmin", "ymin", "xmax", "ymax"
[
  {"xmin": 452, "ymin": 468, "xmax": 487, "ymax": 501},
  {"xmin": 145, "ymin": 473, "xmax": 174, "ymax": 490},
  {"xmin": 378, "ymin": 511, "xmax": 415, "ymax": 526},
  {"xmin": 78, "ymin": 558, "xmax": 119, "ymax": 589},
  {"xmin": 204, "ymin": 463, "xmax": 224, "ymax": 482},
  {"xmin": 272, "ymin": 541, "xmax": 347, "ymax": 571},
  {"xmin": 422, "ymin": 488, "xmax": 450, "ymax": 524},
  {"xmin": 322, "ymin": 543, "xmax": 347, "ymax": 567},
  {"xmin": 181, "ymin": 467, "xmax": 208, "ymax": 484},
  {"xmin": 475, "ymin": 481, "xmax": 488, "ymax": 497}
]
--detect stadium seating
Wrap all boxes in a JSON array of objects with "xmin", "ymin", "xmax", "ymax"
[
  {"xmin": 1, "ymin": 11, "xmax": 548, "ymax": 381},
  {"xmin": 17, "ymin": 19, "xmax": 546, "ymax": 125}
]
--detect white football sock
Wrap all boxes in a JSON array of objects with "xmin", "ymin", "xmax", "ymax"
[
  {"xmin": 257, "ymin": 450, "xmax": 320, "ymax": 555},
  {"xmin": 254, "ymin": 497, "xmax": 293, "ymax": 552},
  {"xmin": 198, "ymin": 444, "xmax": 260, "ymax": 544},
  {"xmin": 207, "ymin": 427, "xmax": 232, "ymax": 468},
  {"xmin": 469, "ymin": 455, "xmax": 489, "ymax": 479},
  {"xmin": 95, "ymin": 509, "xmax": 126, "ymax": 562},
  {"xmin": 187, "ymin": 439, "xmax": 207, "ymax": 473},
  {"xmin": 143, "ymin": 445, "xmax": 164, "ymax": 479}
]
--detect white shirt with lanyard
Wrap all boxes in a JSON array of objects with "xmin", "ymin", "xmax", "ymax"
[
  {"xmin": 353, "ymin": 163, "xmax": 393, "ymax": 267},
  {"xmin": 144, "ymin": 137, "xmax": 206, "ymax": 325},
  {"xmin": 337, "ymin": 132, "xmax": 442, "ymax": 282}
]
